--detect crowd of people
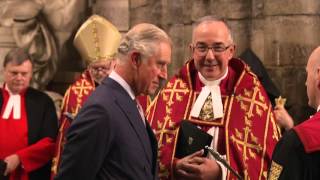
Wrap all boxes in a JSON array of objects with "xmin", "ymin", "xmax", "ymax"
[{"xmin": 0, "ymin": 14, "xmax": 319, "ymax": 180}]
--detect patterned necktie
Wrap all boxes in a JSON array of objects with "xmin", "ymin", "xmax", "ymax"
[{"xmin": 199, "ymin": 94, "xmax": 214, "ymax": 120}]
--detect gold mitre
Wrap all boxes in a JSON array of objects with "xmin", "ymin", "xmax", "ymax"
[{"xmin": 73, "ymin": 15, "xmax": 121, "ymax": 63}]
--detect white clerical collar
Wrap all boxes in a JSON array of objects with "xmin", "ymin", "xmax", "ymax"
[
  {"xmin": 198, "ymin": 68, "xmax": 228, "ymax": 86},
  {"xmin": 109, "ymin": 71, "xmax": 135, "ymax": 101},
  {"xmin": 317, "ymin": 105, "xmax": 320, "ymax": 112},
  {"xmin": 2, "ymin": 84, "xmax": 21, "ymax": 119},
  {"xmin": 190, "ymin": 68, "xmax": 228, "ymax": 120}
]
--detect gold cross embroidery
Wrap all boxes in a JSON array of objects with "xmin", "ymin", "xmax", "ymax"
[
  {"xmin": 71, "ymin": 79, "xmax": 94, "ymax": 99},
  {"xmin": 70, "ymin": 79, "xmax": 94, "ymax": 114},
  {"xmin": 156, "ymin": 79, "xmax": 189, "ymax": 147},
  {"xmin": 236, "ymin": 86, "xmax": 268, "ymax": 118},
  {"xmin": 71, "ymin": 103, "xmax": 82, "ymax": 115},
  {"xmin": 162, "ymin": 79, "xmax": 189, "ymax": 105},
  {"xmin": 156, "ymin": 115, "xmax": 176, "ymax": 147},
  {"xmin": 231, "ymin": 126, "xmax": 262, "ymax": 163}
]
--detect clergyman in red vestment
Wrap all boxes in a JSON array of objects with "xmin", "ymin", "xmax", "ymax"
[
  {"xmin": 146, "ymin": 16, "xmax": 280, "ymax": 180},
  {"xmin": 0, "ymin": 48, "xmax": 58, "ymax": 180},
  {"xmin": 50, "ymin": 15, "xmax": 121, "ymax": 179}
]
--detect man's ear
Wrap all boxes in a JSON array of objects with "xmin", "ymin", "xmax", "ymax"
[
  {"xmin": 228, "ymin": 44, "xmax": 236, "ymax": 59},
  {"xmin": 130, "ymin": 52, "xmax": 142, "ymax": 69},
  {"xmin": 316, "ymin": 67, "xmax": 320, "ymax": 89},
  {"xmin": 189, "ymin": 43, "xmax": 195, "ymax": 58}
]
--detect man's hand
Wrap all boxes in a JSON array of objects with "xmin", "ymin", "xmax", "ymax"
[
  {"xmin": 4, "ymin": 154, "xmax": 21, "ymax": 176},
  {"xmin": 174, "ymin": 150, "xmax": 221, "ymax": 180},
  {"xmin": 274, "ymin": 106, "xmax": 294, "ymax": 131}
]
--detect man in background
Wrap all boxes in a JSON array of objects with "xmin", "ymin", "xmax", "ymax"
[
  {"xmin": 51, "ymin": 15, "xmax": 121, "ymax": 178},
  {"xmin": 268, "ymin": 46, "xmax": 320, "ymax": 179},
  {"xmin": 0, "ymin": 48, "xmax": 58, "ymax": 179}
]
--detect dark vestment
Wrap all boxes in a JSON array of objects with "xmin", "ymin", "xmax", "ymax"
[{"xmin": 269, "ymin": 112, "xmax": 320, "ymax": 179}]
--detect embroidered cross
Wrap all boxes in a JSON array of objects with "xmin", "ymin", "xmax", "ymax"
[
  {"xmin": 231, "ymin": 126, "xmax": 262, "ymax": 163},
  {"xmin": 156, "ymin": 115, "xmax": 176, "ymax": 147},
  {"xmin": 236, "ymin": 85, "xmax": 268, "ymax": 118},
  {"xmin": 156, "ymin": 79, "xmax": 189, "ymax": 147},
  {"xmin": 71, "ymin": 79, "xmax": 94, "ymax": 114},
  {"xmin": 161, "ymin": 79, "xmax": 189, "ymax": 105}
]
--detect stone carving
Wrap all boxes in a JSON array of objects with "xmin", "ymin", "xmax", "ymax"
[{"xmin": 0, "ymin": 0, "xmax": 87, "ymax": 89}]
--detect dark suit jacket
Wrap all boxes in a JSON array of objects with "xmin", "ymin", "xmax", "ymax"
[
  {"xmin": 55, "ymin": 78, "xmax": 158, "ymax": 180},
  {"xmin": 0, "ymin": 87, "xmax": 58, "ymax": 180}
]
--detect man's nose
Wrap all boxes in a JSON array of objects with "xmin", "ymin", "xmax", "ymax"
[
  {"xmin": 205, "ymin": 48, "xmax": 215, "ymax": 60},
  {"xmin": 15, "ymin": 73, "xmax": 24, "ymax": 80}
]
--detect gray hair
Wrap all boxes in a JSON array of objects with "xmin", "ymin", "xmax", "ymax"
[
  {"xmin": 192, "ymin": 15, "xmax": 234, "ymax": 44},
  {"xmin": 117, "ymin": 23, "xmax": 171, "ymax": 63},
  {"xmin": 4, "ymin": 48, "xmax": 33, "ymax": 67}
]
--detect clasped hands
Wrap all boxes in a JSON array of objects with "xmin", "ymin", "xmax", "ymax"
[{"xmin": 174, "ymin": 149, "xmax": 221, "ymax": 180}]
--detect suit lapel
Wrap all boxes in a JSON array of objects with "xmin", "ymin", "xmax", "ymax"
[
  {"xmin": 116, "ymin": 96, "xmax": 153, "ymax": 164},
  {"xmin": 146, "ymin": 121, "xmax": 158, "ymax": 175},
  {"xmin": 105, "ymin": 79, "xmax": 153, "ymax": 165}
]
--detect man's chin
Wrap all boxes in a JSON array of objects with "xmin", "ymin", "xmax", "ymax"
[
  {"xmin": 201, "ymin": 71, "xmax": 224, "ymax": 81},
  {"xmin": 147, "ymin": 89, "xmax": 157, "ymax": 96}
]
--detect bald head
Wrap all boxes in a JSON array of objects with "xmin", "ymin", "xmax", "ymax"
[
  {"xmin": 306, "ymin": 46, "xmax": 320, "ymax": 109},
  {"xmin": 192, "ymin": 16, "xmax": 233, "ymax": 44},
  {"xmin": 307, "ymin": 46, "xmax": 320, "ymax": 72}
]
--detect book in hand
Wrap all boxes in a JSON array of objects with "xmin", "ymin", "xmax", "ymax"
[
  {"xmin": 175, "ymin": 120, "xmax": 213, "ymax": 158},
  {"xmin": 0, "ymin": 160, "xmax": 8, "ymax": 180}
]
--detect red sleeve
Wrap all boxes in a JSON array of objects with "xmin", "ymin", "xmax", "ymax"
[{"xmin": 16, "ymin": 137, "xmax": 55, "ymax": 172}]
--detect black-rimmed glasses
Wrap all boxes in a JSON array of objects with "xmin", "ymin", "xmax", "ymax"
[{"xmin": 193, "ymin": 43, "xmax": 232, "ymax": 56}]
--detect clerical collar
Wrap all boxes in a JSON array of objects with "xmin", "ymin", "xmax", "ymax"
[
  {"xmin": 2, "ymin": 84, "xmax": 21, "ymax": 120},
  {"xmin": 198, "ymin": 68, "xmax": 228, "ymax": 86},
  {"xmin": 190, "ymin": 68, "xmax": 229, "ymax": 120},
  {"xmin": 317, "ymin": 105, "xmax": 320, "ymax": 112}
]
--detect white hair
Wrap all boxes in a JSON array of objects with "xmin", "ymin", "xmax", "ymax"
[{"xmin": 117, "ymin": 23, "xmax": 172, "ymax": 64}]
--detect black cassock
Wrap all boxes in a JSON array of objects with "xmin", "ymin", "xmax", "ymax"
[{"xmin": 268, "ymin": 130, "xmax": 320, "ymax": 180}]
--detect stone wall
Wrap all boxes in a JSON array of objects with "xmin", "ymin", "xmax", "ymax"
[
  {"xmin": 122, "ymin": 0, "xmax": 320, "ymax": 122},
  {"xmin": 1, "ymin": 0, "xmax": 319, "ymax": 122}
]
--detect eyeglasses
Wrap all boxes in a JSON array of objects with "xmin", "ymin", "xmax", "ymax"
[
  {"xmin": 89, "ymin": 66, "xmax": 109, "ymax": 75},
  {"xmin": 193, "ymin": 43, "xmax": 232, "ymax": 56}
]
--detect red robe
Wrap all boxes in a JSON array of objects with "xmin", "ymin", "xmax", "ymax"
[
  {"xmin": 0, "ymin": 87, "xmax": 55, "ymax": 180},
  {"xmin": 294, "ymin": 112, "xmax": 320, "ymax": 153},
  {"xmin": 51, "ymin": 70, "xmax": 96, "ymax": 178},
  {"xmin": 146, "ymin": 58, "xmax": 280, "ymax": 180}
]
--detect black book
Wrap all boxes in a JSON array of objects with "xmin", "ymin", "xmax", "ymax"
[{"xmin": 175, "ymin": 120, "xmax": 213, "ymax": 158}]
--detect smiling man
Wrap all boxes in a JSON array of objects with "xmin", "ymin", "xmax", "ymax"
[{"xmin": 146, "ymin": 15, "xmax": 279, "ymax": 180}]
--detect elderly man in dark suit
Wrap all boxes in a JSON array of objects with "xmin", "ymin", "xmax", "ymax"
[{"xmin": 55, "ymin": 23, "xmax": 172, "ymax": 180}]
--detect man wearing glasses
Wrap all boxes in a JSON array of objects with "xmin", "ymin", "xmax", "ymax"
[{"xmin": 146, "ymin": 16, "xmax": 279, "ymax": 180}]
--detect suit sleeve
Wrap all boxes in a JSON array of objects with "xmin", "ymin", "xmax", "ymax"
[
  {"xmin": 268, "ymin": 130, "xmax": 304, "ymax": 180},
  {"xmin": 54, "ymin": 102, "xmax": 113, "ymax": 180}
]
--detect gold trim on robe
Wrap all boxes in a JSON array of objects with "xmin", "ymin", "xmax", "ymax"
[
  {"xmin": 51, "ymin": 70, "xmax": 96, "ymax": 177},
  {"xmin": 146, "ymin": 58, "xmax": 281, "ymax": 180}
]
